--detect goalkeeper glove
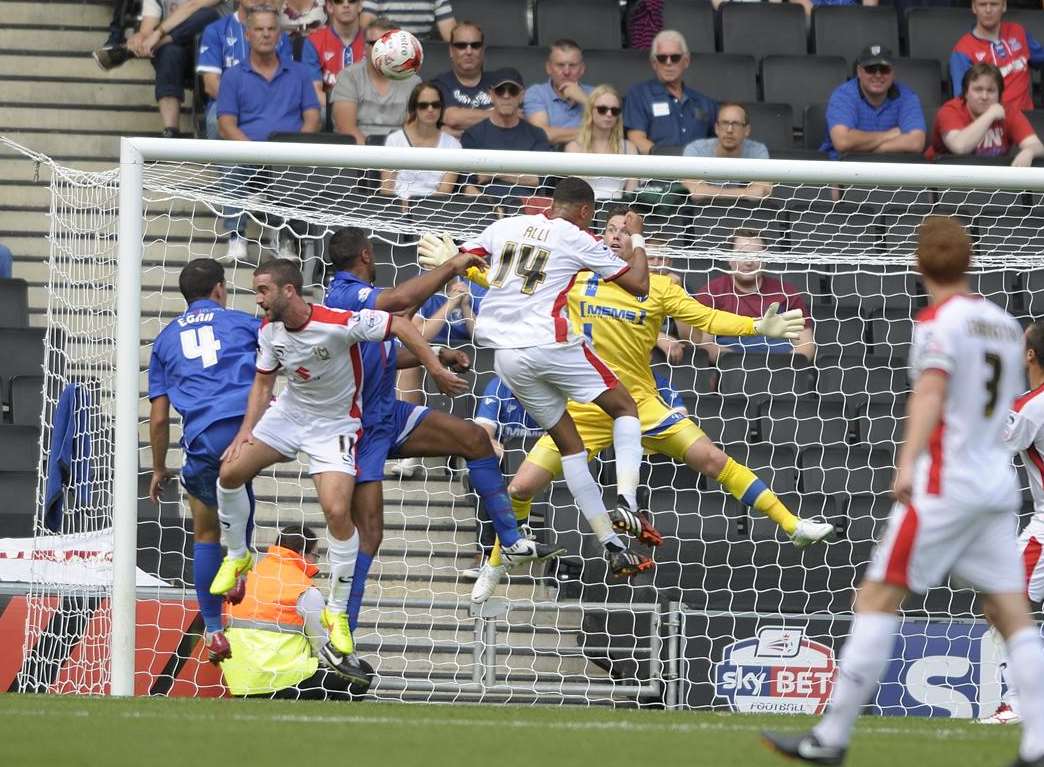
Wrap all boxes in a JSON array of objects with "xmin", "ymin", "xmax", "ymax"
[
  {"xmin": 753, "ymin": 302, "xmax": 804, "ymax": 340},
  {"xmin": 417, "ymin": 232, "xmax": 458, "ymax": 270}
]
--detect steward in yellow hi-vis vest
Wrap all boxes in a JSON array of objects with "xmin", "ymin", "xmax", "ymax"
[{"xmin": 220, "ymin": 525, "xmax": 372, "ymax": 699}]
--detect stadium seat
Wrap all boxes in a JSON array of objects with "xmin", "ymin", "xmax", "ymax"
[
  {"xmin": 787, "ymin": 205, "xmax": 883, "ymax": 260},
  {"xmin": 716, "ymin": 352, "xmax": 814, "ymax": 398},
  {"xmin": 585, "ymin": 49, "xmax": 653, "ymax": 98},
  {"xmin": 0, "ymin": 279, "xmax": 29, "ymax": 328},
  {"xmin": 761, "ymin": 261, "xmax": 834, "ymax": 318},
  {"xmin": 721, "ymin": 3, "xmax": 807, "ymax": 61},
  {"xmin": 10, "ymin": 375, "xmax": 44, "ymax": 427},
  {"xmin": 816, "ymin": 354, "xmax": 910, "ymax": 400},
  {"xmin": 856, "ymin": 394, "xmax": 908, "ymax": 453},
  {"xmin": 689, "ymin": 393, "xmax": 758, "ymax": 445},
  {"xmin": 867, "ymin": 309, "xmax": 916, "ymax": 360},
  {"xmin": 1024, "ymin": 269, "xmax": 1044, "ymax": 318},
  {"xmin": 756, "ymin": 395, "xmax": 849, "ymax": 449},
  {"xmin": 686, "ymin": 53, "xmax": 758, "ymax": 103},
  {"xmin": 967, "ymin": 270, "xmax": 1021, "ymax": 312},
  {"xmin": 762, "ymin": 56, "xmax": 848, "ymax": 121},
  {"xmin": 814, "ymin": 318, "xmax": 870, "ymax": 360},
  {"xmin": 0, "ymin": 425, "xmax": 40, "ymax": 472},
  {"xmin": 934, "ymin": 176, "xmax": 1026, "ymax": 216},
  {"xmin": 798, "ymin": 445, "xmax": 892, "ymax": 495},
  {"xmin": 661, "ymin": 0, "xmax": 717, "ymax": 54},
  {"xmin": 723, "ymin": 442, "xmax": 799, "ymax": 494},
  {"xmin": 882, "ymin": 209, "xmax": 972, "ymax": 260},
  {"xmin": 485, "ymin": 46, "xmax": 548, "ymax": 89},
  {"xmin": 672, "ymin": 492, "xmax": 740, "ymax": 542},
  {"xmin": 842, "ymin": 493, "xmax": 894, "ymax": 544},
  {"xmin": 803, "ymin": 103, "xmax": 829, "ymax": 151},
  {"xmin": 0, "ymin": 470, "xmax": 36, "ymax": 537},
  {"xmin": 905, "ymin": 7, "xmax": 974, "ymax": 87},
  {"xmin": 892, "ymin": 56, "xmax": 944, "ymax": 121},
  {"xmin": 832, "ymin": 266, "xmax": 922, "ymax": 315},
  {"xmin": 452, "ymin": 0, "xmax": 531, "ymax": 47},
  {"xmin": 812, "ymin": 6, "xmax": 901, "ymax": 65},
  {"xmin": 690, "ymin": 200, "xmax": 785, "ymax": 252},
  {"xmin": 535, "ymin": 0, "xmax": 622, "ymax": 49},
  {"xmin": 652, "ymin": 347, "xmax": 715, "ymax": 397},
  {"xmin": 418, "ymin": 41, "xmax": 450, "ymax": 80},
  {"xmin": 741, "ymin": 103, "xmax": 795, "ymax": 153},
  {"xmin": 0, "ymin": 328, "xmax": 47, "ymax": 382}
]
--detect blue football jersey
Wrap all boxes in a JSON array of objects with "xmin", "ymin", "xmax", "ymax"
[
  {"xmin": 324, "ymin": 271, "xmax": 396, "ymax": 429},
  {"xmin": 474, "ymin": 376, "xmax": 542, "ymax": 441},
  {"xmin": 147, "ymin": 299, "xmax": 260, "ymax": 449}
]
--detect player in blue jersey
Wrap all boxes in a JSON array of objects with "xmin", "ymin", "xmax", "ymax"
[
  {"xmin": 147, "ymin": 259, "xmax": 259, "ymax": 664},
  {"xmin": 324, "ymin": 227, "xmax": 565, "ymax": 633}
]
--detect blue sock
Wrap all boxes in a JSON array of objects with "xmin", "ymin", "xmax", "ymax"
[
  {"xmin": 467, "ymin": 456, "xmax": 521, "ymax": 547},
  {"xmin": 194, "ymin": 542, "xmax": 224, "ymax": 633},
  {"xmin": 244, "ymin": 482, "xmax": 256, "ymax": 549},
  {"xmin": 346, "ymin": 551, "xmax": 374, "ymax": 632}
]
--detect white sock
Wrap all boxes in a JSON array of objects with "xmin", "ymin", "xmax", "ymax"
[
  {"xmin": 216, "ymin": 482, "xmax": 251, "ymax": 559},
  {"xmin": 988, "ymin": 625, "xmax": 1018, "ymax": 710},
  {"xmin": 326, "ymin": 530, "xmax": 360, "ymax": 613},
  {"xmin": 1007, "ymin": 627, "xmax": 1044, "ymax": 760},
  {"xmin": 561, "ymin": 452, "xmax": 623, "ymax": 549},
  {"xmin": 612, "ymin": 415, "xmax": 642, "ymax": 512},
  {"xmin": 813, "ymin": 612, "xmax": 897, "ymax": 749}
]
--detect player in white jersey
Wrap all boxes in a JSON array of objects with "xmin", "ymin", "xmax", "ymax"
[
  {"xmin": 980, "ymin": 320, "xmax": 1044, "ymax": 726},
  {"xmin": 764, "ymin": 217, "xmax": 1044, "ymax": 767},
  {"xmin": 212, "ymin": 259, "xmax": 468, "ymax": 684},
  {"xmin": 420, "ymin": 176, "xmax": 656, "ymax": 578}
]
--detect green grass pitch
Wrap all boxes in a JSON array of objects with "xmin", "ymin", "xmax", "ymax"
[{"xmin": 0, "ymin": 693, "xmax": 1021, "ymax": 767}]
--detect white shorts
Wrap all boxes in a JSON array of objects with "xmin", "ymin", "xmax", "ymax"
[
  {"xmin": 866, "ymin": 496, "xmax": 1023, "ymax": 595},
  {"xmin": 252, "ymin": 401, "xmax": 359, "ymax": 476},
  {"xmin": 1018, "ymin": 516, "xmax": 1044, "ymax": 603},
  {"xmin": 493, "ymin": 340, "xmax": 618, "ymax": 430}
]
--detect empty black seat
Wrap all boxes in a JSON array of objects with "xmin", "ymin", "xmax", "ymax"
[
  {"xmin": 724, "ymin": 442, "xmax": 799, "ymax": 494},
  {"xmin": 967, "ymin": 270, "xmax": 1020, "ymax": 312},
  {"xmin": 976, "ymin": 215, "xmax": 1044, "ymax": 265},
  {"xmin": 1026, "ymin": 270, "xmax": 1044, "ymax": 317},
  {"xmin": 856, "ymin": 394, "xmax": 908, "ymax": 452},
  {"xmin": 803, "ymin": 103, "xmax": 829, "ymax": 151},
  {"xmin": 10, "ymin": 375, "xmax": 44, "ymax": 427},
  {"xmin": 757, "ymin": 395, "xmax": 849, "ymax": 448},
  {"xmin": 419, "ymin": 41, "xmax": 451, "ymax": 81},
  {"xmin": 892, "ymin": 56, "xmax": 943, "ymax": 120},
  {"xmin": 690, "ymin": 393, "xmax": 758, "ymax": 445},
  {"xmin": 717, "ymin": 352, "xmax": 815, "ymax": 397},
  {"xmin": 814, "ymin": 317, "xmax": 870, "ymax": 359},
  {"xmin": 686, "ymin": 53, "xmax": 758, "ymax": 103},
  {"xmin": 813, "ymin": 6, "xmax": 900, "ymax": 65},
  {"xmin": 799, "ymin": 445, "xmax": 892, "ymax": 495},
  {"xmin": 906, "ymin": 7, "xmax": 973, "ymax": 88},
  {"xmin": 585, "ymin": 48, "xmax": 653, "ymax": 97},
  {"xmin": 0, "ymin": 424, "xmax": 40, "ymax": 472},
  {"xmin": 843, "ymin": 493, "xmax": 894, "ymax": 543},
  {"xmin": 535, "ymin": 0, "xmax": 621, "ymax": 49},
  {"xmin": 0, "ymin": 470, "xmax": 36, "ymax": 537},
  {"xmin": 868, "ymin": 309, "xmax": 916, "ymax": 360},
  {"xmin": 652, "ymin": 347, "xmax": 714, "ymax": 397},
  {"xmin": 816, "ymin": 354, "xmax": 910, "ymax": 400},
  {"xmin": 832, "ymin": 265, "xmax": 922, "ymax": 314},
  {"xmin": 0, "ymin": 279, "xmax": 28, "ymax": 328},
  {"xmin": 762, "ymin": 55, "xmax": 848, "ymax": 120},
  {"xmin": 484, "ymin": 46, "xmax": 548, "ymax": 88},
  {"xmin": 452, "ymin": 0, "xmax": 531, "ymax": 46},
  {"xmin": 690, "ymin": 200, "xmax": 785, "ymax": 251},
  {"xmin": 787, "ymin": 205, "xmax": 882, "ymax": 259},
  {"xmin": 741, "ymin": 102, "xmax": 795, "ymax": 153},
  {"xmin": 661, "ymin": 0, "xmax": 716, "ymax": 54},
  {"xmin": 721, "ymin": 3, "xmax": 807, "ymax": 61},
  {"xmin": 0, "ymin": 328, "xmax": 46, "ymax": 382}
]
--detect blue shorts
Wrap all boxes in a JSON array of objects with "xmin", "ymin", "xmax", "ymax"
[
  {"xmin": 356, "ymin": 400, "xmax": 431, "ymax": 483},
  {"xmin": 181, "ymin": 417, "xmax": 244, "ymax": 507}
]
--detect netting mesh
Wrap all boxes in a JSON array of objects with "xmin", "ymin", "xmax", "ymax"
[{"xmin": 17, "ymin": 145, "xmax": 1043, "ymax": 714}]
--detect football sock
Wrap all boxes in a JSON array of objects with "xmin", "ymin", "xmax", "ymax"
[
  {"xmin": 561, "ymin": 451, "xmax": 623, "ymax": 550},
  {"xmin": 326, "ymin": 530, "xmax": 360, "ymax": 614},
  {"xmin": 612, "ymin": 415, "xmax": 642, "ymax": 512},
  {"xmin": 346, "ymin": 551, "xmax": 373, "ymax": 632},
  {"xmin": 1007, "ymin": 627, "xmax": 1044, "ymax": 760},
  {"xmin": 216, "ymin": 482, "xmax": 251, "ymax": 558},
  {"xmin": 813, "ymin": 611, "xmax": 897, "ymax": 748},
  {"xmin": 716, "ymin": 457, "xmax": 798, "ymax": 535},
  {"xmin": 988, "ymin": 625, "xmax": 1017, "ymax": 709},
  {"xmin": 193, "ymin": 542, "xmax": 224, "ymax": 633},
  {"xmin": 489, "ymin": 496, "xmax": 534, "ymax": 568},
  {"xmin": 467, "ymin": 456, "xmax": 521, "ymax": 547}
]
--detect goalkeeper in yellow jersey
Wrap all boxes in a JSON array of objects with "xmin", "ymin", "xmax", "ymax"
[{"xmin": 421, "ymin": 207, "xmax": 835, "ymax": 603}]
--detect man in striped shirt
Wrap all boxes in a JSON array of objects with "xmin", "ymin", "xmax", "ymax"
[{"xmin": 361, "ymin": 0, "xmax": 455, "ymax": 40}]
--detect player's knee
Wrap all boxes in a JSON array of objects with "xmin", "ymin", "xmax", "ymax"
[
  {"xmin": 686, "ymin": 439, "xmax": 727, "ymax": 477},
  {"xmin": 217, "ymin": 464, "xmax": 245, "ymax": 490},
  {"xmin": 461, "ymin": 422, "xmax": 495, "ymax": 460},
  {"xmin": 596, "ymin": 386, "xmax": 637, "ymax": 418}
]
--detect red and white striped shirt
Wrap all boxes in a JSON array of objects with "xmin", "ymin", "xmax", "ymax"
[
  {"xmin": 1006, "ymin": 382, "xmax": 1044, "ymax": 522},
  {"xmin": 462, "ymin": 213, "xmax": 630, "ymax": 349},
  {"xmin": 257, "ymin": 304, "xmax": 391, "ymax": 421}
]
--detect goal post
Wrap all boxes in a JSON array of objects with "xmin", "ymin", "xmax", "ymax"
[{"xmin": 30, "ymin": 134, "xmax": 1044, "ymax": 708}]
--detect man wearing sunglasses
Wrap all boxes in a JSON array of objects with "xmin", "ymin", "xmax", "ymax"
[
  {"xmin": 623, "ymin": 29, "xmax": 717, "ymax": 155},
  {"xmin": 523, "ymin": 38, "xmax": 594, "ymax": 146},
  {"xmin": 432, "ymin": 22, "xmax": 495, "ymax": 136},
  {"xmin": 461, "ymin": 68, "xmax": 553, "ymax": 197},
  {"xmin": 820, "ymin": 45, "xmax": 926, "ymax": 160}
]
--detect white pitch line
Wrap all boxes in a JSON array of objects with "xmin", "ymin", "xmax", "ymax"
[{"xmin": 0, "ymin": 705, "xmax": 1011, "ymax": 742}]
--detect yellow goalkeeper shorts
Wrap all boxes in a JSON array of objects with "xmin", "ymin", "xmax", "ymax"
[{"xmin": 526, "ymin": 393, "xmax": 705, "ymax": 478}]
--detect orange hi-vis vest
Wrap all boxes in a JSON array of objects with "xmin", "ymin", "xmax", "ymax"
[{"xmin": 221, "ymin": 545, "xmax": 321, "ymax": 696}]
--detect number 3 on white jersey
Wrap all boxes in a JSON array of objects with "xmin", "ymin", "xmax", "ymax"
[{"xmin": 179, "ymin": 326, "xmax": 222, "ymax": 368}]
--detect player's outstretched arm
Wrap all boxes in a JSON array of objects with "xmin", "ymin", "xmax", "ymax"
[
  {"xmin": 148, "ymin": 395, "xmax": 171, "ymax": 503},
  {"xmin": 892, "ymin": 369, "xmax": 948, "ymax": 505},
  {"xmin": 388, "ymin": 315, "xmax": 469, "ymax": 396},
  {"xmin": 752, "ymin": 302, "xmax": 806, "ymax": 340},
  {"xmin": 222, "ymin": 370, "xmax": 277, "ymax": 463},
  {"xmin": 379, "ymin": 237, "xmax": 485, "ymax": 313}
]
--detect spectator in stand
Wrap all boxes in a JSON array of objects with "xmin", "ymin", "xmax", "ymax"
[
  {"xmin": 681, "ymin": 102, "xmax": 772, "ymax": 202},
  {"xmin": 783, "ymin": 0, "xmax": 878, "ymax": 18},
  {"xmin": 951, "ymin": 0, "xmax": 1044, "ymax": 111},
  {"xmin": 624, "ymin": 29, "xmax": 717, "ymax": 154},
  {"xmin": 0, "ymin": 243, "xmax": 12, "ymax": 279},
  {"xmin": 432, "ymin": 22, "xmax": 494, "ymax": 136},
  {"xmin": 523, "ymin": 39, "xmax": 593, "ymax": 147},
  {"xmin": 332, "ymin": 16, "xmax": 422, "ymax": 143},
  {"xmin": 198, "ymin": 0, "xmax": 322, "ymax": 139},
  {"xmin": 460, "ymin": 68, "xmax": 552, "ymax": 197},
  {"xmin": 280, "ymin": 0, "xmax": 327, "ymax": 36},
  {"xmin": 91, "ymin": 0, "xmax": 223, "ymax": 138},
  {"xmin": 820, "ymin": 45, "xmax": 926, "ymax": 160},
  {"xmin": 564, "ymin": 85, "xmax": 639, "ymax": 199},
  {"xmin": 216, "ymin": 5, "xmax": 321, "ymax": 262},
  {"xmin": 361, "ymin": 0, "xmax": 456, "ymax": 41},
  {"xmin": 309, "ymin": 0, "xmax": 367, "ymax": 99},
  {"xmin": 100, "ymin": 0, "xmax": 134, "ymax": 50},
  {"xmin": 685, "ymin": 228, "xmax": 815, "ymax": 362},
  {"xmin": 927, "ymin": 62, "xmax": 1044, "ymax": 165},
  {"xmin": 380, "ymin": 82, "xmax": 461, "ymax": 200}
]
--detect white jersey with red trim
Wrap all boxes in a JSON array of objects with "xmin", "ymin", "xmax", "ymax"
[
  {"xmin": 1005, "ymin": 383, "xmax": 1044, "ymax": 523},
  {"xmin": 462, "ymin": 213, "xmax": 630, "ymax": 349},
  {"xmin": 910, "ymin": 294, "xmax": 1023, "ymax": 510},
  {"xmin": 256, "ymin": 304, "xmax": 392, "ymax": 421}
]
